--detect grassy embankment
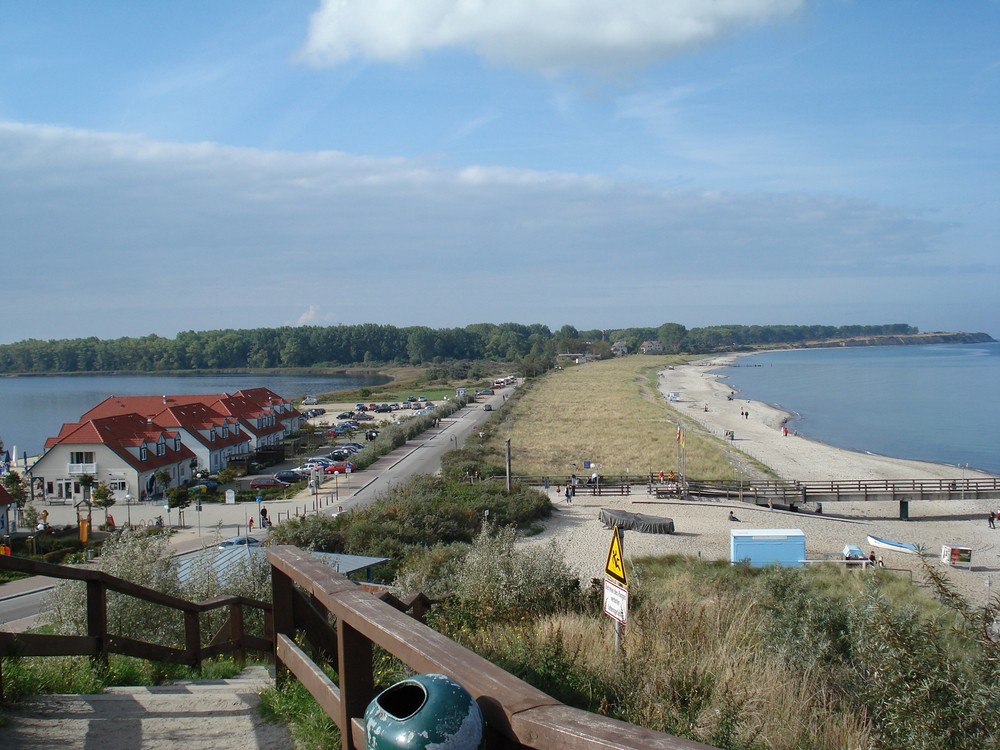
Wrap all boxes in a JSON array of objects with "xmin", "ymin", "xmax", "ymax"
[{"xmin": 476, "ymin": 355, "xmax": 765, "ymax": 481}]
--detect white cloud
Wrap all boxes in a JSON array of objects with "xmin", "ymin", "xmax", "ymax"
[
  {"xmin": 0, "ymin": 120, "xmax": 991, "ymax": 342},
  {"xmin": 299, "ymin": 0, "xmax": 803, "ymax": 74},
  {"xmin": 296, "ymin": 305, "xmax": 321, "ymax": 325}
]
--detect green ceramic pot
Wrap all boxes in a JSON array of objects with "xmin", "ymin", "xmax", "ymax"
[{"xmin": 364, "ymin": 673, "xmax": 483, "ymax": 750}]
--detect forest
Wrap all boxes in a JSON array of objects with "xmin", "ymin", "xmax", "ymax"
[{"xmin": 0, "ymin": 322, "xmax": 918, "ymax": 375}]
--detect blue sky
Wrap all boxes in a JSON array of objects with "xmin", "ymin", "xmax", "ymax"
[{"xmin": 2, "ymin": 0, "xmax": 998, "ymax": 344}]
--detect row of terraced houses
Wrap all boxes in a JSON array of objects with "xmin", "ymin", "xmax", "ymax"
[{"xmin": 27, "ymin": 388, "xmax": 301, "ymax": 505}]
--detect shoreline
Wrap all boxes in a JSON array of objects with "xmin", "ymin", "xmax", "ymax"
[
  {"xmin": 520, "ymin": 358, "xmax": 1000, "ymax": 606},
  {"xmin": 662, "ymin": 354, "xmax": 996, "ymax": 482}
]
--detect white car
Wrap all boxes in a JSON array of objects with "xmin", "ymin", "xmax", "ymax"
[{"xmin": 301, "ymin": 395, "xmax": 319, "ymax": 405}]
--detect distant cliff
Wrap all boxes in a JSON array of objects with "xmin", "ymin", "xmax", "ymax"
[{"xmin": 792, "ymin": 332, "xmax": 996, "ymax": 349}]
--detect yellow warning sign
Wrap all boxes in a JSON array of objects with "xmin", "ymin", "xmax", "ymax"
[{"xmin": 604, "ymin": 526, "xmax": 627, "ymax": 586}]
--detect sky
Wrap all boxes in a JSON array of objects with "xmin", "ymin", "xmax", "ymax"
[{"xmin": 2, "ymin": 0, "xmax": 998, "ymax": 344}]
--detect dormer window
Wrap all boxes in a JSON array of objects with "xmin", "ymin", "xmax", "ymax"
[
  {"xmin": 221, "ymin": 424, "xmax": 229, "ymax": 438},
  {"xmin": 210, "ymin": 430, "xmax": 216, "ymax": 443},
  {"xmin": 140, "ymin": 444, "xmax": 148, "ymax": 461},
  {"xmin": 173, "ymin": 436, "xmax": 181, "ymax": 451}
]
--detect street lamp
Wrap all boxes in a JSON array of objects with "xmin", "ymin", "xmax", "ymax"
[{"xmin": 125, "ymin": 491, "xmax": 132, "ymax": 529}]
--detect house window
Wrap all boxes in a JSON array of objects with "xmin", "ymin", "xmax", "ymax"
[
  {"xmin": 70, "ymin": 451, "xmax": 95, "ymax": 464},
  {"xmin": 156, "ymin": 440, "xmax": 166, "ymax": 457},
  {"xmin": 109, "ymin": 480, "xmax": 127, "ymax": 492},
  {"xmin": 221, "ymin": 424, "xmax": 229, "ymax": 438},
  {"xmin": 173, "ymin": 437, "xmax": 181, "ymax": 451},
  {"xmin": 210, "ymin": 430, "xmax": 216, "ymax": 443},
  {"xmin": 140, "ymin": 445, "xmax": 148, "ymax": 461}
]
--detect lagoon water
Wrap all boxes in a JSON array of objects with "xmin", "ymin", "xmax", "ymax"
[
  {"xmin": 715, "ymin": 342, "xmax": 1000, "ymax": 476},
  {"xmin": 0, "ymin": 373, "xmax": 388, "ymax": 460}
]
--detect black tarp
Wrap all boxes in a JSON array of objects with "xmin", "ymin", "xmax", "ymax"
[{"xmin": 598, "ymin": 508, "xmax": 675, "ymax": 534}]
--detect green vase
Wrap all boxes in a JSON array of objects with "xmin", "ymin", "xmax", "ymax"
[{"xmin": 364, "ymin": 673, "xmax": 483, "ymax": 750}]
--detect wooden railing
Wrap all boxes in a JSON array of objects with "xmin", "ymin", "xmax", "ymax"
[
  {"xmin": 1, "ymin": 548, "xmax": 719, "ymax": 748},
  {"xmin": 268, "ymin": 545, "xmax": 717, "ymax": 750},
  {"xmin": 686, "ymin": 477, "xmax": 1000, "ymax": 505},
  {"xmin": 0, "ymin": 555, "xmax": 272, "ymax": 681}
]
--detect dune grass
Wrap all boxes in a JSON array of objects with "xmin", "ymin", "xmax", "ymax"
[{"xmin": 481, "ymin": 356, "xmax": 740, "ymax": 481}]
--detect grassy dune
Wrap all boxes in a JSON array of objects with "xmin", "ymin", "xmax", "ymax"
[{"xmin": 483, "ymin": 356, "xmax": 741, "ymax": 481}]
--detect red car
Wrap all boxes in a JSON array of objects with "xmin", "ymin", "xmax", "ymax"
[
  {"xmin": 249, "ymin": 477, "xmax": 290, "ymax": 489},
  {"xmin": 323, "ymin": 461, "xmax": 354, "ymax": 474}
]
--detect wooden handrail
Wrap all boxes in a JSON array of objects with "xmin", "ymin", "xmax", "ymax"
[
  {"xmin": 0, "ymin": 555, "xmax": 272, "ymax": 676},
  {"xmin": 267, "ymin": 545, "xmax": 717, "ymax": 750}
]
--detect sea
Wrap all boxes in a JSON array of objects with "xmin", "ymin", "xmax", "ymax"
[
  {"xmin": 714, "ymin": 342, "xmax": 1000, "ymax": 476},
  {"xmin": 0, "ymin": 372, "xmax": 388, "ymax": 462}
]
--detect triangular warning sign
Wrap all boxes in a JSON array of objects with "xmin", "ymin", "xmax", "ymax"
[{"xmin": 605, "ymin": 526, "xmax": 627, "ymax": 586}]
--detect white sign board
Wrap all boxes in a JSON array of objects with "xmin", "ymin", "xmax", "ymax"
[
  {"xmin": 603, "ymin": 578, "xmax": 629, "ymax": 624},
  {"xmin": 225, "ymin": 489, "xmax": 236, "ymax": 505}
]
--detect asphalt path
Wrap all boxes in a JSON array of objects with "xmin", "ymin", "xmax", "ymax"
[{"xmin": 0, "ymin": 387, "xmax": 510, "ymax": 628}]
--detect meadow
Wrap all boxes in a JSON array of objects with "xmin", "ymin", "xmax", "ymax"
[{"xmin": 479, "ymin": 355, "xmax": 747, "ymax": 481}]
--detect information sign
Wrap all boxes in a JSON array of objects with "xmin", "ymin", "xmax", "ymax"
[{"xmin": 603, "ymin": 579, "xmax": 629, "ymax": 624}]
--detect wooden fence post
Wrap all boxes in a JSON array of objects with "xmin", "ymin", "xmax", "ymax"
[
  {"xmin": 86, "ymin": 579, "xmax": 108, "ymax": 668},
  {"xmin": 337, "ymin": 621, "xmax": 374, "ymax": 750},
  {"xmin": 271, "ymin": 567, "xmax": 295, "ymax": 685}
]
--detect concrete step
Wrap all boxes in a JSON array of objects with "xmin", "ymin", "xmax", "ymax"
[{"xmin": 1, "ymin": 665, "xmax": 290, "ymax": 749}]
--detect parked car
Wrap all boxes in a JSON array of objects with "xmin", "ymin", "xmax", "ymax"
[
  {"xmin": 354, "ymin": 412, "xmax": 375, "ymax": 421},
  {"xmin": 336, "ymin": 411, "xmax": 355, "ymax": 419},
  {"xmin": 343, "ymin": 442, "xmax": 365, "ymax": 451},
  {"xmin": 303, "ymin": 457, "xmax": 334, "ymax": 466},
  {"xmin": 302, "ymin": 396, "xmax": 319, "ymax": 405},
  {"xmin": 273, "ymin": 470, "xmax": 304, "ymax": 484},
  {"xmin": 483, "ymin": 404, "xmax": 493, "ymax": 411},
  {"xmin": 323, "ymin": 461, "xmax": 354, "ymax": 474},
  {"xmin": 218, "ymin": 535, "xmax": 262, "ymax": 550},
  {"xmin": 187, "ymin": 478, "xmax": 220, "ymax": 494},
  {"xmin": 475, "ymin": 389, "xmax": 493, "ymax": 397},
  {"xmin": 328, "ymin": 447, "xmax": 354, "ymax": 461},
  {"xmin": 249, "ymin": 477, "xmax": 290, "ymax": 489}
]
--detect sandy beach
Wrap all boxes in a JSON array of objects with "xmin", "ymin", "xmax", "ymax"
[{"xmin": 521, "ymin": 359, "xmax": 1000, "ymax": 606}]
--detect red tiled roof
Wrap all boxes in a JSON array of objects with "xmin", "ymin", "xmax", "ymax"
[{"xmin": 43, "ymin": 413, "xmax": 196, "ymax": 472}]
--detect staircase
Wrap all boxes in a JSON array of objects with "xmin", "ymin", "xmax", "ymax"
[{"xmin": 1, "ymin": 665, "xmax": 290, "ymax": 749}]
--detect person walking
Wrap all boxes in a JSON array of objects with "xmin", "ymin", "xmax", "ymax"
[{"xmin": 989, "ymin": 510, "xmax": 996, "ymax": 529}]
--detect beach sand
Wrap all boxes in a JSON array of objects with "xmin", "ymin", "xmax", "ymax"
[{"xmin": 520, "ymin": 359, "xmax": 1000, "ymax": 605}]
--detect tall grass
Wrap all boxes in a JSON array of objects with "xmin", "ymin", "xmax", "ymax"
[{"xmin": 482, "ymin": 356, "xmax": 738, "ymax": 480}]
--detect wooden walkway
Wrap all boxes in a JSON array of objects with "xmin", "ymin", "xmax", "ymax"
[{"xmin": 683, "ymin": 477, "xmax": 1000, "ymax": 519}]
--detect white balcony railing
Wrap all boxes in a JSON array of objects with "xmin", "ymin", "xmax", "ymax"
[{"xmin": 67, "ymin": 463, "xmax": 98, "ymax": 475}]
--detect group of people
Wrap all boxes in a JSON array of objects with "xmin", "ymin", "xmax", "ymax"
[{"xmin": 248, "ymin": 506, "xmax": 272, "ymax": 531}]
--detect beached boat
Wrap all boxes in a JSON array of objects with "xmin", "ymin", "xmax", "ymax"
[{"xmin": 867, "ymin": 534, "xmax": 923, "ymax": 555}]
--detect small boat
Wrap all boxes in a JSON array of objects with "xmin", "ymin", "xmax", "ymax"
[{"xmin": 867, "ymin": 534, "xmax": 924, "ymax": 555}]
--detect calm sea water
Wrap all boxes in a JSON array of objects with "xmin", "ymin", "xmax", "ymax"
[
  {"xmin": 715, "ymin": 342, "xmax": 1000, "ymax": 476},
  {"xmin": 0, "ymin": 372, "xmax": 388, "ymax": 460}
]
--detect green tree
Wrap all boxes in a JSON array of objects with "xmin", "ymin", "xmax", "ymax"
[
  {"xmin": 2, "ymin": 470, "xmax": 29, "ymax": 508},
  {"xmin": 91, "ymin": 481, "xmax": 116, "ymax": 523},
  {"xmin": 154, "ymin": 470, "xmax": 172, "ymax": 497}
]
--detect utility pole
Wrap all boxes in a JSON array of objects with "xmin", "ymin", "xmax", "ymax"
[{"xmin": 505, "ymin": 438, "xmax": 512, "ymax": 493}]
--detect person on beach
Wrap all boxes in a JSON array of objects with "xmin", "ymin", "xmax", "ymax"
[
  {"xmin": 989, "ymin": 510, "xmax": 996, "ymax": 529},
  {"xmin": 728, "ymin": 511, "xmax": 739, "ymax": 522},
  {"xmin": 565, "ymin": 486, "xmax": 571, "ymax": 504}
]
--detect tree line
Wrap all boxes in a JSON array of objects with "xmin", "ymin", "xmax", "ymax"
[{"xmin": 0, "ymin": 322, "xmax": 918, "ymax": 374}]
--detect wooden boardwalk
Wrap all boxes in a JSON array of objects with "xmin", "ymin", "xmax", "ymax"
[{"xmin": 683, "ymin": 477, "xmax": 1000, "ymax": 519}]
